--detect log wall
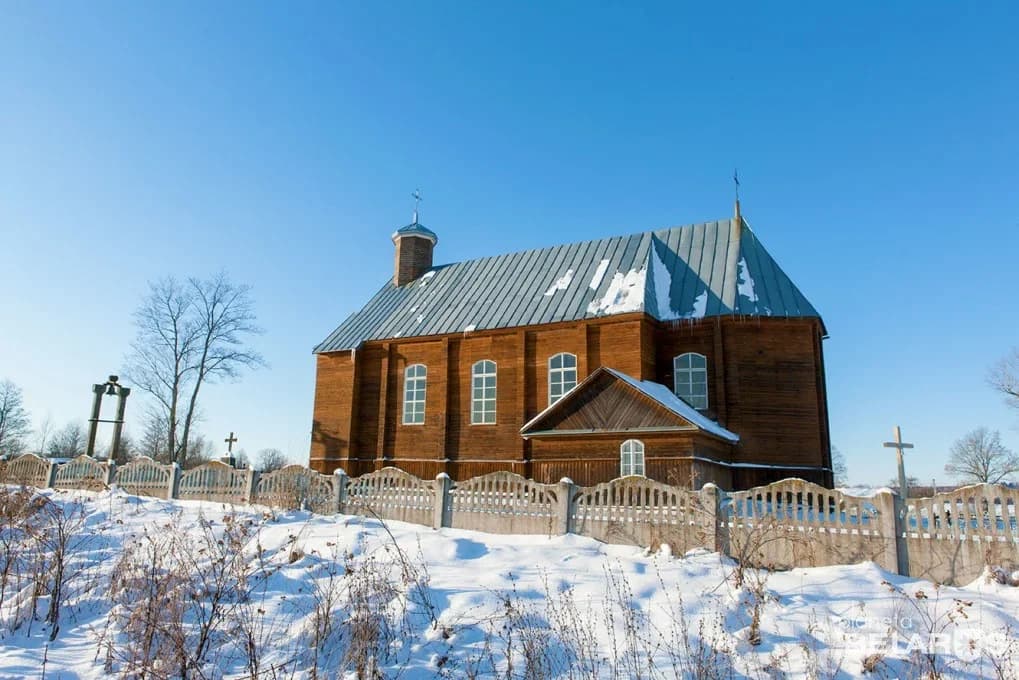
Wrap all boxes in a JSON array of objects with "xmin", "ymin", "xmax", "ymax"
[{"xmin": 310, "ymin": 314, "xmax": 831, "ymax": 489}]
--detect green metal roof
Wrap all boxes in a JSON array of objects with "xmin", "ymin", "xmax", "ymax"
[
  {"xmin": 391, "ymin": 221, "xmax": 438, "ymax": 244},
  {"xmin": 315, "ymin": 216, "xmax": 822, "ymax": 353}
]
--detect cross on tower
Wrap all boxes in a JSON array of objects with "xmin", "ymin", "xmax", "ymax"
[
  {"xmin": 411, "ymin": 188, "xmax": 422, "ymax": 224},
  {"xmin": 883, "ymin": 426, "xmax": 914, "ymax": 497},
  {"xmin": 224, "ymin": 431, "xmax": 238, "ymax": 454}
]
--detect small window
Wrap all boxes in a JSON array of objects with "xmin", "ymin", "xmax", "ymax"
[
  {"xmin": 620, "ymin": 439, "xmax": 645, "ymax": 477},
  {"xmin": 402, "ymin": 364, "xmax": 427, "ymax": 425},
  {"xmin": 471, "ymin": 360, "xmax": 497, "ymax": 424},
  {"xmin": 674, "ymin": 353, "xmax": 708, "ymax": 409},
  {"xmin": 548, "ymin": 352, "xmax": 578, "ymax": 406}
]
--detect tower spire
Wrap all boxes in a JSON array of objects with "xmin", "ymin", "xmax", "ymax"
[
  {"xmin": 733, "ymin": 169, "xmax": 741, "ymax": 222},
  {"xmin": 411, "ymin": 188, "xmax": 423, "ymax": 225}
]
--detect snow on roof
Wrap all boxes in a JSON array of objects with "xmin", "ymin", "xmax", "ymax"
[
  {"xmin": 543, "ymin": 269, "xmax": 574, "ymax": 296},
  {"xmin": 588, "ymin": 259, "xmax": 610, "ymax": 290},
  {"xmin": 316, "ymin": 217, "xmax": 822, "ymax": 352}
]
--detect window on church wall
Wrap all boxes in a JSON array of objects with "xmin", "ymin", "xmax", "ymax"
[
  {"xmin": 620, "ymin": 439, "xmax": 645, "ymax": 477},
  {"xmin": 471, "ymin": 360, "xmax": 497, "ymax": 424},
  {"xmin": 674, "ymin": 353, "xmax": 708, "ymax": 409},
  {"xmin": 548, "ymin": 352, "xmax": 577, "ymax": 406},
  {"xmin": 402, "ymin": 364, "xmax": 427, "ymax": 425}
]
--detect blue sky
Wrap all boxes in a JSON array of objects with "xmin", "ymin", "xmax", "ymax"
[{"xmin": 2, "ymin": 2, "xmax": 1017, "ymax": 485}]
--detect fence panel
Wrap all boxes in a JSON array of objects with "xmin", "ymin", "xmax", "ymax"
[
  {"xmin": 450, "ymin": 471, "xmax": 558, "ymax": 535},
  {"xmin": 1, "ymin": 454, "xmax": 51, "ymax": 487},
  {"xmin": 903, "ymin": 483, "xmax": 1019, "ymax": 585},
  {"xmin": 255, "ymin": 465, "xmax": 336, "ymax": 513},
  {"xmin": 345, "ymin": 467, "xmax": 435, "ymax": 527},
  {"xmin": 571, "ymin": 476, "xmax": 712, "ymax": 551},
  {"xmin": 178, "ymin": 461, "xmax": 249, "ymax": 504},
  {"xmin": 113, "ymin": 457, "xmax": 174, "ymax": 499},
  {"xmin": 724, "ymin": 478, "xmax": 895, "ymax": 572},
  {"xmin": 53, "ymin": 455, "xmax": 108, "ymax": 491}
]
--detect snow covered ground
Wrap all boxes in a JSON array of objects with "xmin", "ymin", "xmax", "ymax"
[{"xmin": 1, "ymin": 487, "xmax": 1017, "ymax": 679}]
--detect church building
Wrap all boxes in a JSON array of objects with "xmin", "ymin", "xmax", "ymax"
[{"xmin": 310, "ymin": 201, "xmax": 832, "ymax": 489}]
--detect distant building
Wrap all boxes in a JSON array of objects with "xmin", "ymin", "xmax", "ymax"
[{"xmin": 310, "ymin": 202, "xmax": 832, "ymax": 489}]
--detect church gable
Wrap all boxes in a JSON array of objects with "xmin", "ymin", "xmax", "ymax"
[{"xmin": 521, "ymin": 367, "xmax": 728, "ymax": 438}]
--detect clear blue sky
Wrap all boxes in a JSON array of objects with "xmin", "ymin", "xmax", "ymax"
[{"xmin": 2, "ymin": 3, "xmax": 1017, "ymax": 485}]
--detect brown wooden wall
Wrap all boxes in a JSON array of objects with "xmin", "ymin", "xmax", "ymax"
[{"xmin": 309, "ymin": 314, "xmax": 832, "ymax": 489}]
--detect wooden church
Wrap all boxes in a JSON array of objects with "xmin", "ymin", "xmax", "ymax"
[{"xmin": 310, "ymin": 201, "xmax": 833, "ymax": 489}]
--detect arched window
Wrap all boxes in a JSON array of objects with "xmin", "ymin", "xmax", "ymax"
[
  {"xmin": 402, "ymin": 364, "xmax": 427, "ymax": 425},
  {"xmin": 548, "ymin": 352, "xmax": 578, "ymax": 406},
  {"xmin": 620, "ymin": 439, "xmax": 645, "ymax": 477},
  {"xmin": 471, "ymin": 360, "xmax": 497, "ymax": 424},
  {"xmin": 674, "ymin": 353, "xmax": 708, "ymax": 409}
]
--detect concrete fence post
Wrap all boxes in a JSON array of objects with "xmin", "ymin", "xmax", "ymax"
[
  {"xmin": 871, "ymin": 490, "xmax": 903, "ymax": 575},
  {"xmin": 245, "ymin": 469, "xmax": 259, "ymax": 504},
  {"xmin": 699, "ymin": 483, "xmax": 726, "ymax": 554},
  {"xmin": 167, "ymin": 463, "xmax": 181, "ymax": 500},
  {"xmin": 433, "ymin": 473, "xmax": 452, "ymax": 529},
  {"xmin": 557, "ymin": 477, "xmax": 576, "ymax": 535},
  {"xmin": 103, "ymin": 461, "xmax": 117, "ymax": 487},
  {"xmin": 45, "ymin": 460, "xmax": 58, "ymax": 489},
  {"xmin": 889, "ymin": 490, "xmax": 910, "ymax": 577},
  {"xmin": 333, "ymin": 468, "xmax": 348, "ymax": 514}
]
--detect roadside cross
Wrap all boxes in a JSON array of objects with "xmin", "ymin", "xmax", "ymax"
[
  {"xmin": 883, "ymin": 426, "xmax": 914, "ymax": 498},
  {"xmin": 224, "ymin": 431, "xmax": 239, "ymax": 454}
]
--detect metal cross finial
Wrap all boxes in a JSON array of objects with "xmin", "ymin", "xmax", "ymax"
[
  {"xmin": 883, "ymin": 425, "xmax": 915, "ymax": 497},
  {"xmin": 733, "ymin": 168, "xmax": 740, "ymax": 201},
  {"xmin": 411, "ymin": 188, "xmax": 423, "ymax": 224},
  {"xmin": 224, "ymin": 431, "xmax": 238, "ymax": 454}
]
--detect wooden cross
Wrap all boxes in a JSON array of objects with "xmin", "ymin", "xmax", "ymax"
[
  {"xmin": 883, "ymin": 426, "xmax": 914, "ymax": 497},
  {"xmin": 224, "ymin": 431, "xmax": 238, "ymax": 454}
]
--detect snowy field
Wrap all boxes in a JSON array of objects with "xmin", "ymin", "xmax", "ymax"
[{"xmin": 0, "ymin": 487, "xmax": 1017, "ymax": 679}]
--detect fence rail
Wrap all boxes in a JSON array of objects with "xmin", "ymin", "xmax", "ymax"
[{"xmin": 3, "ymin": 453, "xmax": 1016, "ymax": 586}]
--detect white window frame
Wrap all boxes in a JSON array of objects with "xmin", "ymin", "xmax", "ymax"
[
  {"xmin": 620, "ymin": 439, "xmax": 645, "ymax": 477},
  {"xmin": 673, "ymin": 352, "xmax": 708, "ymax": 410},
  {"xmin": 471, "ymin": 359, "xmax": 497, "ymax": 425},
  {"xmin": 548, "ymin": 352, "xmax": 578, "ymax": 407},
  {"xmin": 402, "ymin": 364, "xmax": 427, "ymax": 425}
]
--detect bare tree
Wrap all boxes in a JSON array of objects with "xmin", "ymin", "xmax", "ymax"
[
  {"xmin": 0, "ymin": 380, "xmax": 31, "ymax": 457},
  {"xmin": 989, "ymin": 348, "xmax": 1019, "ymax": 410},
  {"xmin": 944, "ymin": 427, "xmax": 1019, "ymax": 485},
  {"xmin": 136, "ymin": 406, "xmax": 169, "ymax": 461},
  {"xmin": 48, "ymin": 422, "xmax": 86, "ymax": 459},
  {"xmin": 124, "ymin": 273, "xmax": 264, "ymax": 466},
  {"xmin": 831, "ymin": 445, "xmax": 849, "ymax": 486},
  {"xmin": 35, "ymin": 414, "xmax": 54, "ymax": 456},
  {"xmin": 232, "ymin": 448, "xmax": 250, "ymax": 470},
  {"xmin": 256, "ymin": 447, "xmax": 288, "ymax": 472},
  {"xmin": 183, "ymin": 434, "xmax": 215, "ymax": 469}
]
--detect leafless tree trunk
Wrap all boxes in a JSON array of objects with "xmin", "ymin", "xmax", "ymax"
[
  {"xmin": 0, "ymin": 380, "xmax": 32, "ymax": 456},
  {"xmin": 124, "ymin": 274, "xmax": 263, "ymax": 466},
  {"xmin": 944, "ymin": 427, "xmax": 1019, "ymax": 484}
]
